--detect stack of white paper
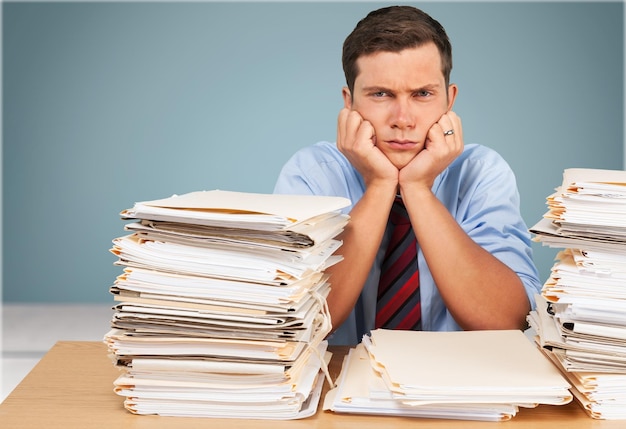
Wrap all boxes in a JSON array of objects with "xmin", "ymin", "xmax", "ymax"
[
  {"xmin": 529, "ymin": 168, "xmax": 626, "ymax": 419},
  {"xmin": 323, "ymin": 329, "xmax": 572, "ymax": 422},
  {"xmin": 104, "ymin": 190, "xmax": 350, "ymax": 419}
]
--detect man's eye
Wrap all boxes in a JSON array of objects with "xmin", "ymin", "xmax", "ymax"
[
  {"xmin": 416, "ymin": 90, "xmax": 431, "ymax": 97},
  {"xmin": 372, "ymin": 91, "xmax": 388, "ymax": 97}
]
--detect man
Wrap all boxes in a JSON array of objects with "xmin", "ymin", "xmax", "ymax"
[{"xmin": 274, "ymin": 5, "xmax": 541, "ymax": 345}]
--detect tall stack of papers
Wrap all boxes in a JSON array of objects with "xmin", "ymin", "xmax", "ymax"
[
  {"xmin": 323, "ymin": 329, "xmax": 572, "ymax": 421},
  {"xmin": 528, "ymin": 168, "xmax": 626, "ymax": 419},
  {"xmin": 104, "ymin": 190, "xmax": 350, "ymax": 419}
]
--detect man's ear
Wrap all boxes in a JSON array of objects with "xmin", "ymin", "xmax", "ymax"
[
  {"xmin": 447, "ymin": 84, "xmax": 458, "ymax": 111},
  {"xmin": 342, "ymin": 87, "xmax": 352, "ymax": 109}
]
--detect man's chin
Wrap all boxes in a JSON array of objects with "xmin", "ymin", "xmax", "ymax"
[{"xmin": 388, "ymin": 154, "xmax": 417, "ymax": 170}]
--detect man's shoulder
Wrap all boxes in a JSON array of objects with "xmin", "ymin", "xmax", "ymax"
[
  {"xmin": 458, "ymin": 143, "xmax": 506, "ymax": 162},
  {"xmin": 439, "ymin": 143, "xmax": 514, "ymax": 188},
  {"xmin": 295, "ymin": 141, "xmax": 341, "ymax": 157},
  {"xmin": 286, "ymin": 141, "xmax": 350, "ymax": 166},
  {"xmin": 276, "ymin": 141, "xmax": 362, "ymax": 197},
  {"xmin": 452, "ymin": 143, "xmax": 511, "ymax": 172}
]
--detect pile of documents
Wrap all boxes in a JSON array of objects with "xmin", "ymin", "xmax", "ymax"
[
  {"xmin": 528, "ymin": 168, "xmax": 626, "ymax": 419},
  {"xmin": 104, "ymin": 190, "xmax": 350, "ymax": 419},
  {"xmin": 323, "ymin": 329, "xmax": 572, "ymax": 421}
]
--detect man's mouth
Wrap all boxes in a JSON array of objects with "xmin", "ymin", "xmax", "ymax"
[{"xmin": 386, "ymin": 140, "xmax": 418, "ymax": 149}]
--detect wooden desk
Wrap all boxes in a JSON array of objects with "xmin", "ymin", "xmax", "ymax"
[{"xmin": 0, "ymin": 341, "xmax": 621, "ymax": 428}]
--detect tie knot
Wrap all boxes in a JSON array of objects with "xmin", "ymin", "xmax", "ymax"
[{"xmin": 390, "ymin": 197, "xmax": 410, "ymax": 225}]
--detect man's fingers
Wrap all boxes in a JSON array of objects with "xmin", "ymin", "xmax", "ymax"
[
  {"xmin": 338, "ymin": 109, "xmax": 375, "ymax": 150},
  {"xmin": 355, "ymin": 118, "xmax": 375, "ymax": 146}
]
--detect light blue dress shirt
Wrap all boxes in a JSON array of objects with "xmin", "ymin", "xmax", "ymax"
[{"xmin": 273, "ymin": 141, "xmax": 542, "ymax": 345}]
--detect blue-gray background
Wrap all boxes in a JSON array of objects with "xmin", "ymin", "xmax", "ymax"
[{"xmin": 3, "ymin": 1, "xmax": 624, "ymax": 303}]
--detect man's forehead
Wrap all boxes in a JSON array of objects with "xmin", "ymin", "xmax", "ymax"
[
  {"xmin": 356, "ymin": 43, "xmax": 443, "ymax": 75},
  {"xmin": 354, "ymin": 46, "xmax": 446, "ymax": 89}
]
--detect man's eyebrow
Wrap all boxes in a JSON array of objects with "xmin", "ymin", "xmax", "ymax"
[
  {"xmin": 360, "ymin": 83, "xmax": 442, "ymax": 93},
  {"xmin": 361, "ymin": 86, "xmax": 392, "ymax": 93},
  {"xmin": 410, "ymin": 83, "xmax": 443, "ymax": 92}
]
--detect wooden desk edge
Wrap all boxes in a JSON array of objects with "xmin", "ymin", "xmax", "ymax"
[{"xmin": 0, "ymin": 341, "xmax": 620, "ymax": 428}]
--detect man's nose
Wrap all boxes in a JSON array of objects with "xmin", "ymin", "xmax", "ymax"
[{"xmin": 390, "ymin": 99, "xmax": 415, "ymax": 129}]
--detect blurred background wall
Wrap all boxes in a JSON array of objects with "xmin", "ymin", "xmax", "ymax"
[{"xmin": 2, "ymin": 1, "xmax": 624, "ymax": 303}]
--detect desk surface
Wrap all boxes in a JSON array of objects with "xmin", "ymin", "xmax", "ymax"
[{"xmin": 0, "ymin": 341, "xmax": 622, "ymax": 428}]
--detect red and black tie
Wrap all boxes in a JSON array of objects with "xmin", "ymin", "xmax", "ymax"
[{"xmin": 375, "ymin": 197, "xmax": 421, "ymax": 330}]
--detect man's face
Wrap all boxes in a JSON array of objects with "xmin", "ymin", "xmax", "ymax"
[{"xmin": 343, "ymin": 43, "xmax": 457, "ymax": 170}]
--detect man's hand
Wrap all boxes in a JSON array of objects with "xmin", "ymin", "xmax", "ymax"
[
  {"xmin": 326, "ymin": 108, "xmax": 400, "ymax": 330},
  {"xmin": 337, "ymin": 108, "xmax": 398, "ymax": 187},
  {"xmin": 399, "ymin": 111, "xmax": 463, "ymax": 191}
]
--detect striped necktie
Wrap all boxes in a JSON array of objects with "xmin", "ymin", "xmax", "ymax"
[{"xmin": 375, "ymin": 197, "xmax": 421, "ymax": 330}]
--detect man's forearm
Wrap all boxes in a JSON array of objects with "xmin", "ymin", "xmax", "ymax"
[
  {"xmin": 325, "ymin": 186, "xmax": 396, "ymax": 330},
  {"xmin": 404, "ymin": 186, "xmax": 530, "ymax": 330}
]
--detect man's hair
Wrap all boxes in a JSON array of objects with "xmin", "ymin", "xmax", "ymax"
[{"xmin": 342, "ymin": 5, "xmax": 453, "ymax": 94}]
